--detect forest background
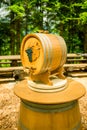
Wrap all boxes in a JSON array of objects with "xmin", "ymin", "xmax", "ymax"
[{"xmin": 0, "ymin": 0, "xmax": 87, "ymax": 55}]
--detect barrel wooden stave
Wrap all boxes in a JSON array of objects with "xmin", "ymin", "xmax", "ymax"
[{"xmin": 18, "ymin": 100, "xmax": 81, "ymax": 130}]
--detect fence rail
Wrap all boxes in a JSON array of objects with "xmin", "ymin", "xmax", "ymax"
[{"xmin": 0, "ymin": 53, "xmax": 87, "ymax": 78}]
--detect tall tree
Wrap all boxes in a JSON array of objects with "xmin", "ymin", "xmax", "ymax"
[
  {"xmin": 9, "ymin": 0, "xmax": 25, "ymax": 54},
  {"xmin": 0, "ymin": 0, "xmax": 87, "ymax": 55},
  {"xmin": 79, "ymin": 0, "xmax": 87, "ymax": 52}
]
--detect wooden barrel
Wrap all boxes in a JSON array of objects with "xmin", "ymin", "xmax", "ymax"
[
  {"xmin": 18, "ymin": 100, "xmax": 81, "ymax": 130},
  {"xmin": 21, "ymin": 33, "xmax": 67, "ymax": 75}
]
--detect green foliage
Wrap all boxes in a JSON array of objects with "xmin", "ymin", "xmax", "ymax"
[
  {"xmin": 79, "ymin": 1, "xmax": 87, "ymax": 25},
  {"xmin": 81, "ymin": 1, "xmax": 87, "ymax": 9},
  {"xmin": 0, "ymin": 0, "xmax": 87, "ymax": 55},
  {"xmin": 9, "ymin": 4, "xmax": 25, "ymax": 18},
  {"xmin": 80, "ymin": 12, "xmax": 87, "ymax": 24}
]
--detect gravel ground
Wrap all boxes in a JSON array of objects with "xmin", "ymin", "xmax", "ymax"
[
  {"xmin": 0, "ymin": 77, "xmax": 87, "ymax": 130},
  {"xmin": 0, "ymin": 82, "xmax": 20, "ymax": 130},
  {"xmin": 73, "ymin": 77, "xmax": 87, "ymax": 130}
]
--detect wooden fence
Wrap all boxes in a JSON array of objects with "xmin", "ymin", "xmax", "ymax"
[
  {"xmin": 0, "ymin": 53, "xmax": 87, "ymax": 78},
  {"xmin": 64, "ymin": 53, "xmax": 87, "ymax": 77}
]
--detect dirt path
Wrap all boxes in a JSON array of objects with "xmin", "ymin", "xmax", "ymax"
[{"xmin": 0, "ymin": 77, "xmax": 87, "ymax": 130}]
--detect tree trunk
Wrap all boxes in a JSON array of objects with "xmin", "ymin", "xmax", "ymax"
[
  {"xmin": 25, "ymin": 0, "xmax": 28, "ymax": 35},
  {"xmin": 36, "ymin": 1, "xmax": 43, "ymax": 30},
  {"xmin": 16, "ymin": 19, "xmax": 21, "ymax": 54},
  {"xmin": 10, "ymin": 11, "xmax": 15, "ymax": 55},
  {"xmin": 84, "ymin": 24, "xmax": 87, "ymax": 53}
]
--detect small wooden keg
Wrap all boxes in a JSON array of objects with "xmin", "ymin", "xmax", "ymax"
[{"xmin": 21, "ymin": 33, "xmax": 67, "ymax": 75}]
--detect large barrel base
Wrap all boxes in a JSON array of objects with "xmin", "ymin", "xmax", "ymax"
[
  {"xmin": 14, "ymin": 79, "xmax": 85, "ymax": 130},
  {"xmin": 18, "ymin": 100, "xmax": 82, "ymax": 130}
]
